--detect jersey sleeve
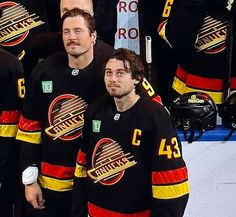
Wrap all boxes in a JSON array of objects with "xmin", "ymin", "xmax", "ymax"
[
  {"xmin": 0, "ymin": 55, "xmax": 25, "ymax": 178},
  {"xmin": 140, "ymin": 77, "xmax": 163, "ymax": 105},
  {"xmin": 16, "ymin": 69, "xmax": 43, "ymax": 171},
  {"xmin": 71, "ymin": 110, "xmax": 91, "ymax": 217},
  {"xmin": 150, "ymin": 105, "xmax": 189, "ymax": 217},
  {"xmin": 158, "ymin": 0, "xmax": 207, "ymax": 52}
]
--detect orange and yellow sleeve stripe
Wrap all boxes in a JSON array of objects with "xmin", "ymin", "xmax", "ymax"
[
  {"xmin": 152, "ymin": 166, "xmax": 190, "ymax": 200},
  {"xmin": 0, "ymin": 110, "xmax": 21, "ymax": 137},
  {"xmin": 16, "ymin": 115, "xmax": 42, "ymax": 144},
  {"xmin": 39, "ymin": 161, "xmax": 75, "ymax": 192}
]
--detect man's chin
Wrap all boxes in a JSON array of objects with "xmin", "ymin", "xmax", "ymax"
[{"xmin": 69, "ymin": 52, "xmax": 81, "ymax": 58}]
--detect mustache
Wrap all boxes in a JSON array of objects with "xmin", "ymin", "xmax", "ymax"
[
  {"xmin": 108, "ymin": 84, "xmax": 119, "ymax": 88},
  {"xmin": 66, "ymin": 41, "xmax": 80, "ymax": 46}
]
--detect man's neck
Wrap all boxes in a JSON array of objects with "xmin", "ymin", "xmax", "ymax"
[
  {"xmin": 114, "ymin": 91, "xmax": 140, "ymax": 112},
  {"xmin": 68, "ymin": 48, "xmax": 94, "ymax": 69}
]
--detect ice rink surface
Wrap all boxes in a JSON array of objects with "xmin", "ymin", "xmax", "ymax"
[{"xmin": 182, "ymin": 141, "xmax": 236, "ymax": 217}]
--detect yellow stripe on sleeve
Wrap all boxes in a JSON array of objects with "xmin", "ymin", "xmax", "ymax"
[
  {"xmin": 16, "ymin": 129, "xmax": 41, "ymax": 144},
  {"xmin": 0, "ymin": 124, "xmax": 18, "ymax": 137},
  {"xmin": 152, "ymin": 181, "xmax": 190, "ymax": 199}
]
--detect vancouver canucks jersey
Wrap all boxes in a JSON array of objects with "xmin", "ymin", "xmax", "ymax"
[
  {"xmin": 73, "ymin": 95, "xmax": 189, "ymax": 217},
  {"xmin": 0, "ymin": 0, "xmax": 48, "ymax": 58},
  {"xmin": 158, "ymin": 0, "xmax": 236, "ymax": 104},
  {"xmin": 0, "ymin": 48, "xmax": 25, "ymax": 179},
  {"xmin": 16, "ymin": 52, "xmax": 108, "ymax": 195}
]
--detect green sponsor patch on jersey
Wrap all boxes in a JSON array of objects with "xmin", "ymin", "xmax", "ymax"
[
  {"xmin": 92, "ymin": 120, "xmax": 101, "ymax": 133},
  {"xmin": 42, "ymin": 81, "xmax": 53, "ymax": 93}
]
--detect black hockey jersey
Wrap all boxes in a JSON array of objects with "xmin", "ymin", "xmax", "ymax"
[
  {"xmin": 16, "ymin": 51, "xmax": 111, "ymax": 196},
  {"xmin": 72, "ymin": 95, "xmax": 189, "ymax": 217},
  {"xmin": 0, "ymin": 48, "xmax": 25, "ymax": 179},
  {"xmin": 0, "ymin": 0, "xmax": 48, "ymax": 58},
  {"xmin": 158, "ymin": 0, "xmax": 236, "ymax": 104}
]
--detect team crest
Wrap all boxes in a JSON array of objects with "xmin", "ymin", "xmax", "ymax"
[
  {"xmin": 0, "ymin": 1, "xmax": 44, "ymax": 47},
  {"xmin": 45, "ymin": 94, "xmax": 87, "ymax": 141},
  {"xmin": 195, "ymin": 12, "xmax": 228, "ymax": 54},
  {"xmin": 88, "ymin": 138, "xmax": 137, "ymax": 185}
]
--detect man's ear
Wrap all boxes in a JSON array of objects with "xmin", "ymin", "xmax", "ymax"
[
  {"xmin": 134, "ymin": 79, "xmax": 140, "ymax": 85},
  {"xmin": 92, "ymin": 31, "xmax": 97, "ymax": 44}
]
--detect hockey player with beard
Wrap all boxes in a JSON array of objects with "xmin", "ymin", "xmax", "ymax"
[
  {"xmin": 71, "ymin": 48, "xmax": 189, "ymax": 217},
  {"xmin": 158, "ymin": 0, "xmax": 236, "ymax": 110}
]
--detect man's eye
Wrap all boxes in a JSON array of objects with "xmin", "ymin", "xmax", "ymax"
[
  {"xmin": 117, "ymin": 72, "xmax": 125, "ymax": 76},
  {"xmin": 106, "ymin": 71, "xmax": 112, "ymax": 75}
]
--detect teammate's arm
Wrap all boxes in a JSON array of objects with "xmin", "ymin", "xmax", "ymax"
[
  {"xmin": 71, "ymin": 111, "xmax": 91, "ymax": 217},
  {"xmin": 16, "ymin": 71, "xmax": 43, "ymax": 207},
  {"xmin": 150, "ymin": 105, "xmax": 189, "ymax": 217}
]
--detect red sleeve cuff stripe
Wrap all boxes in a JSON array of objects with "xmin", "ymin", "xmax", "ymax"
[
  {"xmin": 176, "ymin": 65, "xmax": 224, "ymax": 91},
  {"xmin": 88, "ymin": 202, "xmax": 150, "ymax": 217},
  {"xmin": 152, "ymin": 166, "xmax": 188, "ymax": 185},
  {"xmin": 41, "ymin": 162, "xmax": 75, "ymax": 179},
  {"xmin": 0, "ymin": 110, "xmax": 21, "ymax": 123},
  {"xmin": 76, "ymin": 150, "xmax": 87, "ymax": 165},
  {"xmin": 18, "ymin": 116, "xmax": 42, "ymax": 131}
]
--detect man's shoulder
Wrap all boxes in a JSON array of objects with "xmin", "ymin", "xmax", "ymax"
[
  {"xmin": 30, "ymin": 52, "xmax": 67, "ymax": 79},
  {"xmin": 94, "ymin": 40, "xmax": 114, "ymax": 55},
  {"xmin": 27, "ymin": 31, "xmax": 64, "ymax": 58},
  {"xmin": 86, "ymin": 93, "xmax": 111, "ymax": 113},
  {"xmin": 0, "ymin": 48, "xmax": 23, "ymax": 78},
  {"xmin": 0, "ymin": 48, "xmax": 18, "ymax": 62},
  {"xmin": 36, "ymin": 52, "xmax": 67, "ymax": 66},
  {"xmin": 140, "ymin": 96, "xmax": 169, "ymax": 115}
]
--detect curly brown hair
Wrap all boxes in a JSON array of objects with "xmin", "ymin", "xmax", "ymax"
[{"xmin": 104, "ymin": 48, "xmax": 144, "ymax": 82}]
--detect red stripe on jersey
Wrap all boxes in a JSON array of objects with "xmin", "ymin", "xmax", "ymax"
[
  {"xmin": 18, "ymin": 116, "xmax": 42, "ymax": 131},
  {"xmin": 157, "ymin": 20, "xmax": 166, "ymax": 32},
  {"xmin": 231, "ymin": 77, "xmax": 236, "ymax": 89},
  {"xmin": 0, "ymin": 110, "xmax": 20, "ymax": 123},
  {"xmin": 152, "ymin": 95, "xmax": 163, "ymax": 105},
  {"xmin": 88, "ymin": 202, "xmax": 150, "ymax": 217},
  {"xmin": 76, "ymin": 150, "xmax": 87, "ymax": 165},
  {"xmin": 152, "ymin": 166, "xmax": 188, "ymax": 185},
  {"xmin": 41, "ymin": 162, "xmax": 75, "ymax": 179},
  {"xmin": 176, "ymin": 65, "xmax": 224, "ymax": 91}
]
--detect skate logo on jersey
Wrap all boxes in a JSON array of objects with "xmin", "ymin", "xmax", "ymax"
[
  {"xmin": 45, "ymin": 94, "xmax": 87, "ymax": 141},
  {"xmin": 88, "ymin": 138, "xmax": 137, "ymax": 185},
  {"xmin": 0, "ymin": 1, "xmax": 44, "ymax": 47},
  {"xmin": 195, "ymin": 12, "xmax": 227, "ymax": 54}
]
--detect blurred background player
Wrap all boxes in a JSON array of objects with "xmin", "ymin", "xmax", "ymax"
[
  {"xmin": 158, "ymin": 0, "xmax": 236, "ymax": 111},
  {"xmin": 0, "ymin": 0, "xmax": 48, "ymax": 58},
  {"xmin": 0, "ymin": 6, "xmax": 25, "ymax": 217},
  {"xmin": 139, "ymin": 0, "xmax": 178, "ymax": 106}
]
